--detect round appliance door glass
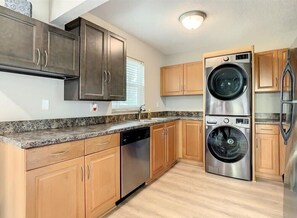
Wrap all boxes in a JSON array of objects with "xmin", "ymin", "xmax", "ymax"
[
  {"xmin": 208, "ymin": 64, "xmax": 247, "ymax": 100},
  {"xmin": 207, "ymin": 126, "xmax": 248, "ymax": 163}
]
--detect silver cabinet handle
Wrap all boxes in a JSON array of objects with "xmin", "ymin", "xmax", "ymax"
[
  {"xmin": 81, "ymin": 167, "xmax": 84, "ymax": 182},
  {"xmin": 108, "ymin": 71, "xmax": 111, "ymax": 83},
  {"xmin": 87, "ymin": 165, "xmax": 90, "ymax": 180},
  {"xmin": 50, "ymin": 150, "xmax": 69, "ymax": 156},
  {"xmin": 104, "ymin": 71, "xmax": 108, "ymax": 83},
  {"xmin": 276, "ymin": 77, "xmax": 278, "ymax": 87},
  {"xmin": 36, "ymin": 48, "xmax": 41, "ymax": 66},
  {"xmin": 44, "ymin": 50, "xmax": 48, "ymax": 67}
]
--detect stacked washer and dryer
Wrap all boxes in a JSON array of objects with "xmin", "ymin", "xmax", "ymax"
[{"xmin": 205, "ymin": 52, "xmax": 252, "ymax": 181}]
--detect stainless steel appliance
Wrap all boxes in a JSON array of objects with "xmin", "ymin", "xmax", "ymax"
[
  {"xmin": 279, "ymin": 48, "xmax": 297, "ymax": 217},
  {"xmin": 120, "ymin": 127, "xmax": 150, "ymax": 199},
  {"xmin": 205, "ymin": 115, "xmax": 252, "ymax": 181},
  {"xmin": 205, "ymin": 52, "xmax": 252, "ymax": 116}
]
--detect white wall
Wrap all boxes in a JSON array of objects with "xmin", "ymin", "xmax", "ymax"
[
  {"xmin": 0, "ymin": 12, "xmax": 166, "ymax": 121},
  {"xmin": 255, "ymin": 93, "xmax": 280, "ymax": 113},
  {"xmin": 165, "ymin": 96, "xmax": 203, "ymax": 111}
]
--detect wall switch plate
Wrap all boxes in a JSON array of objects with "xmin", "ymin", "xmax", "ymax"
[
  {"xmin": 42, "ymin": 99, "xmax": 49, "ymax": 110},
  {"xmin": 90, "ymin": 103, "xmax": 98, "ymax": 112}
]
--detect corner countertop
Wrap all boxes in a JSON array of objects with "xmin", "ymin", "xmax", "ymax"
[{"xmin": 0, "ymin": 116, "xmax": 202, "ymax": 149}]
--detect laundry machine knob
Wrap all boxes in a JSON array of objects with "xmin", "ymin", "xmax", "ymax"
[
  {"xmin": 223, "ymin": 118, "xmax": 229, "ymax": 124},
  {"xmin": 223, "ymin": 57, "xmax": 229, "ymax": 61}
]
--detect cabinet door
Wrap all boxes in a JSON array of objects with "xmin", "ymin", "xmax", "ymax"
[
  {"xmin": 151, "ymin": 124, "xmax": 166, "ymax": 177},
  {"xmin": 0, "ymin": 7, "xmax": 42, "ymax": 70},
  {"xmin": 278, "ymin": 48, "xmax": 290, "ymax": 91},
  {"xmin": 183, "ymin": 120, "xmax": 203, "ymax": 162},
  {"xmin": 85, "ymin": 147, "xmax": 120, "ymax": 218},
  {"xmin": 42, "ymin": 25, "xmax": 79, "ymax": 76},
  {"xmin": 255, "ymin": 50, "xmax": 279, "ymax": 92},
  {"xmin": 26, "ymin": 157, "xmax": 85, "ymax": 218},
  {"xmin": 161, "ymin": 65, "xmax": 184, "ymax": 96},
  {"xmin": 79, "ymin": 20, "xmax": 107, "ymax": 100},
  {"xmin": 183, "ymin": 61, "xmax": 203, "ymax": 95},
  {"xmin": 107, "ymin": 32, "xmax": 127, "ymax": 100},
  {"xmin": 166, "ymin": 122, "xmax": 177, "ymax": 167},
  {"xmin": 256, "ymin": 134, "xmax": 279, "ymax": 175}
]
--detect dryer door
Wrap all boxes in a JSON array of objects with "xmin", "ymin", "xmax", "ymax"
[
  {"xmin": 208, "ymin": 64, "xmax": 247, "ymax": 100},
  {"xmin": 207, "ymin": 126, "xmax": 248, "ymax": 163}
]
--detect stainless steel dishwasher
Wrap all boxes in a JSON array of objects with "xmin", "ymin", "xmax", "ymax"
[{"xmin": 120, "ymin": 127, "xmax": 150, "ymax": 199}]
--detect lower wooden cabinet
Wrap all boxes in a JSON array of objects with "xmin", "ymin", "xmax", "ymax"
[
  {"xmin": 85, "ymin": 147, "xmax": 120, "ymax": 218},
  {"xmin": 151, "ymin": 122, "xmax": 177, "ymax": 179},
  {"xmin": 0, "ymin": 134, "xmax": 120, "ymax": 218},
  {"xmin": 182, "ymin": 120, "xmax": 203, "ymax": 163},
  {"xmin": 255, "ymin": 124, "xmax": 281, "ymax": 181},
  {"xmin": 166, "ymin": 122, "xmax": 177, "ymax": 167},
  {"xmin": 26, "ymin": 157, "xmax": 85, "ymax": 218}
]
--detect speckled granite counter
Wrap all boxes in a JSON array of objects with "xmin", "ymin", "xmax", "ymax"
[{"xmin": 0, "ymin": 116, "xmax": 202, "ymax": 149}]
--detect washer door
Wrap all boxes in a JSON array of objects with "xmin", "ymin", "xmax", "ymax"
[
  {"xmin": 208, "ymin": 64, "xmax": 247, "ymax": 100},
  {"xmin": 207, "ymin": 126, "xmax": 248, "ymax": 163}
]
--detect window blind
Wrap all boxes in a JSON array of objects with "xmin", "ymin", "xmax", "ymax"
[{"xmin": 112, "ymin": 57, "xmax": 145, "ymax": 111}]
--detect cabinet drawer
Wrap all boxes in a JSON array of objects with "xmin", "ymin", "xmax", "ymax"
[
  {"xmin": 26, "ymin": 140, "xmax": 85, "ymax": 170},
  {"xmin": 256, "ymin": 124, "xmax": 279, "ymax": 134},
  {"xmin": 85, "ymin": 133, "xmax": 120, "ymax": 155}
]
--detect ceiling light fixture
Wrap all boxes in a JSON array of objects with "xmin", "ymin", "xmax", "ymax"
[{"xmin": 179, "ymin": 11, "xmax": 207, "ymax": 30}]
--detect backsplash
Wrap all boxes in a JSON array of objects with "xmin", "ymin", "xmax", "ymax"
[
  {"xmin": 255, "ymin": 113, "xmax": 282, "ymax": 122},
  {"xmin": 0, "ymin": 111, "xmax": 202, "ymax": 134}
]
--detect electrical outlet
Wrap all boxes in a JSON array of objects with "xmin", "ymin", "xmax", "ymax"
[
  {"xmin": 41, "ymin": 99, "xmax": 49, "ymax": 110},
  {"xmin": 156, "ymin": 102, "xmax": 159, "ymax": 108},
  {"xmin": 90, "ymin": 103, "xmax": 98, "ymax": 112}
]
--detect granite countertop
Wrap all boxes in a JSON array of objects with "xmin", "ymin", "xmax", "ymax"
[{"xmin": 0, "ymin": 116, "xmax": 202, "ymax": 149}]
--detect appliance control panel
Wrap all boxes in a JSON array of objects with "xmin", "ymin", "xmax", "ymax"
[{"xmin": 206, "ymin": 116, "xmax": 250, "ymax": 128}]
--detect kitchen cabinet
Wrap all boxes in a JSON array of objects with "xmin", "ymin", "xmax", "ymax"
[
  {"xmin": 64, "ymin": 18, "xmax": 126, "ymax": 101},
  {"xmin": 0, "ymin": 134, "xmax": 120, "ymax": 218},
  {"xmin": 255, "ymin": 124, "xmax": 280, "ymax": 180},
  {"xmin": 85, "ymin": 146, "xmax": 120, "ymax": 218},
  {"xmin": 150, "ymin": 122, "xmax": 177, "ymax": 180},
  {"xmin": 160, "ymin": 61, "xmax": 203, "ymax": 96},
  {"xmin": 183, "ymin": 62, "xmax": 204, "ymax": 95},
  {"xmin": 151, "ymin": 124, "xmax": 166, "ymax": 177},
  {"xmin": 182, "ymin": 120, "xmax": 203, "ymax": 163},
  {"xmin": 165, "ymin": 122, "xmax": 177, "ymax": 167},
  {"xmin": 255, "ymin": 48, "xmax": 287, "ymax": 92},
  {"xmin": 26, "ymin": 157, "xmax": 85, "ymax": 218},
  {"xmin": 0, "ymin": 6, "xmax": 79, "ymax": 78}
]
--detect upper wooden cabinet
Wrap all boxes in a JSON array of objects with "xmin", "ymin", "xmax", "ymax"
[
  {"xmin": 184, "ymin": 62, "xmax": 203, "ymax": 95},
  {"xmin": 64, "ymin": 18, "xmax": 126, "ymax": 101},
  {"xmin": 255, "ymin": 48, "xmax": 287, "ymax": 92},
  {"xmin": 161, "ymin": 61, "xmax": 203, "ymax": 96},
  {"xmin": 182, "ymin": 120, "xmax": 203, "ymax": 163},
  {"xmin": 0, "ymin": 6, "xmax": 79, "ymax": 78},
  {"xmin": 150, "ymin": 122, "xmax": 177, "ymax": 180}
]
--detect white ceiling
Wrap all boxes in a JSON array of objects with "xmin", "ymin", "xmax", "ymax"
[{"xmin": 90, "ymin": 0, "xmax": 297, "ymax": 55}]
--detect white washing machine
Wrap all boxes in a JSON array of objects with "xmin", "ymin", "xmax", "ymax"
[
  {"xmin": 205, "ymin": 115, "xmax": 252, "ymax": 181},
  {"xmin": 205, "ymin": 52, "xmax": 252, "ymax": 116}
]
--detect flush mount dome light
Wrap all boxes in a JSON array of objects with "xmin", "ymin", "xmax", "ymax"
[{"xmin": 179, "ymin": 10, "xmax": 207, "ymax": 30}]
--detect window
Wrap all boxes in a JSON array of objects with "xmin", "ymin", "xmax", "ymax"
[{"xmin": 112, "ymin": 57, "xmax": 145, "ymax": 111}]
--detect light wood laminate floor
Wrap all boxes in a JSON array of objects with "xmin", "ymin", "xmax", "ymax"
[{"xmin": 106, "ymin": 162, "xmax": 283, "ymax": 218}]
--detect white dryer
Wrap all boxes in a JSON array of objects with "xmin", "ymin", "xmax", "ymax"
[
  {"xmin": 205, "ymin": 52, "xmax": 252, "ymax": 116},
  {"xmin": 205, "ymin": 115, "xmax": 252, "ymax": 181}
]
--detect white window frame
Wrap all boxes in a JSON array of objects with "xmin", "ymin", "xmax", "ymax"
[{"xmin": 112, "ymin": 57, "xmax": 145, "ymax": 112}]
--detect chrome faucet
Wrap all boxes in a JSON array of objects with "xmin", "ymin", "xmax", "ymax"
[{"xmin": 138, "ymin": 104, "xmax": 146, "ymax": 121}]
